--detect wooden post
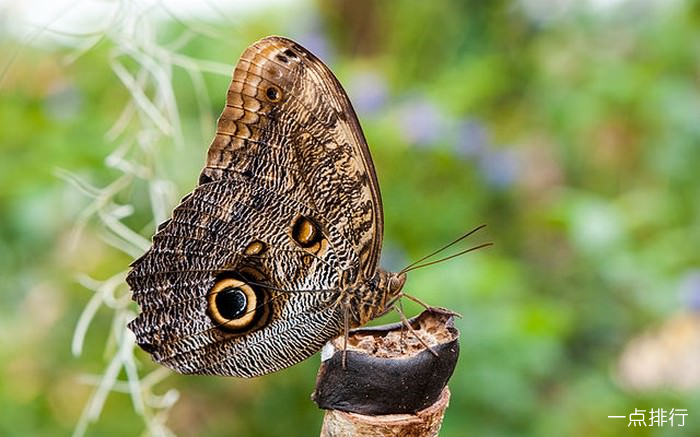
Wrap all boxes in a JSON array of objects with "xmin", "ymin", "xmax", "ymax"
[
  {"xmin": 319, "ymin": 387, "xmax": 451, "ymax": 437},
  {"xmin": 313, "ymin": 309, "xmax": 460, "ymax": 436}
]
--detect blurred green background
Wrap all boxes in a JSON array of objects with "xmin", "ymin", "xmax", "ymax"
[{"xmin": 2, "ymin": 0, "xmax": 700, "ymax": 435}]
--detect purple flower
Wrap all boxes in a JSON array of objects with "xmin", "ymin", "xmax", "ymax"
[
  {"xmin": 287, "ymin": 11, "xmax": 334, "ymax": 65},
  {"xmin": 347, "ymin": 70, "xmax": 388, "ymax": 116},
  {"xmin": 452, "ymin": 118, "xmax": 518, "ymax": 189},
  {"xmin": 454, "ymin": 118, "xmax": 489, "ymax": 159},
  {"xmin": 397, "ymin": 95, "xmax": 446, "ymax": 147},
  {"xmin": 296, "ymin": 31, "xmax": 333, "ymax": 64},
  {"xmin": 680, "ymin": 270, "xmax": 700, "ymax": 311},
  {"xmin": 478, "ymin": 148, "xmax": 519, "ymax": 189}
]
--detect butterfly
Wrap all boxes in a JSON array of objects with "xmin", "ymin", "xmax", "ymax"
[{"xmin": 126, "ymin": 36, "xmax": 409, "ymax": 377}]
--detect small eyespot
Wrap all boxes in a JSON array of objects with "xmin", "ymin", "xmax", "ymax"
[
  {"xmin": 291, "ymin": 215, "xmax": 323, "ymax": 249},
  {"xmin": 265, "ymin": 85, "xmax": 282, "ymax": 102},
  {"xmin": 283, "ymin": 49, "xmax": 297, "ymax": 58},
  {"xmin": 301, "ymin": 254, "xmax": 314, "ymax": 267},
  {"xmin": 276, "ymin": 54, "xmax": 289, "ymax": 63},
  {"xmin": 244, "ymin": 240, "xmax": 267, "ymax": 256}
]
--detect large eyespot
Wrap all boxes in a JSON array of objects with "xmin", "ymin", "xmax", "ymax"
[{"xmin": 207, "ymin": 274, "xmax": 269, "ymax": 333}]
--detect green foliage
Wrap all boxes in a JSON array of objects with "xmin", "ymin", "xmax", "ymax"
[{"xmin": 2, "ymin": 1, "xmax": 699, "ymax": 436}]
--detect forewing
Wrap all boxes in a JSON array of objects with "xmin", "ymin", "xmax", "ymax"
[{"xmin": 203, "ymin": 36, "xmax": 383, "ymax": 276}]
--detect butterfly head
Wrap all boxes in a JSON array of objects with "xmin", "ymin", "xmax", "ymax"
[{"xmin": 388, "ymin": 271, "xmax": 407, "ymax": 297}]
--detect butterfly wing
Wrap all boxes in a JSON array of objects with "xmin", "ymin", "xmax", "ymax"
[
  {"xmin": 204, "ymin": 36, "xmax": 383, "ymax": 271},
  {"xmin": 127, "ymin": 36, "xmax": 383, "ymax": 377}
]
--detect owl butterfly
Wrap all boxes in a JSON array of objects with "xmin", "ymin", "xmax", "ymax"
[{"xmin": 127, "ymin": 36, "xmax": 484, "ymax": 377}]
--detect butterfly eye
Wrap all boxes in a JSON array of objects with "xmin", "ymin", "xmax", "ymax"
[
  {"xmin": 265, "ymin": 85, "xmax": 283, "ymax": 102},
  {"xmin": 389, "ymin": 272, "xmax": 407, "ymax": 295},
  {"xmin": 207, "ymin": 277, "xmax": 262, "ymax": 332}
]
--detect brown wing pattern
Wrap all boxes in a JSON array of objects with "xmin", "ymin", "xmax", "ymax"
[
  {"xmin": 203, "ymin": 36, "xmax": 383, "ymax": 275},
  {"xmin": 127, "ymin": 178, "xmax": 345, "ymax": 376},
  {"xmin": 126, "ymin": 36, "xmax": 383, "ymax": 376}
]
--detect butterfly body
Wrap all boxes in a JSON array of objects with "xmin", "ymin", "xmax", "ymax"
[{"xmin": 126, "ymin": 36, "xmax": 408, "ymax": 377}]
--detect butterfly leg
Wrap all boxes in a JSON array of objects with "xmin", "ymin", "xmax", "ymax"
[
  {"xmin": 342, "ymin": 302, "xmax": 350, "ymax": 369},
  {"xmin": 398, "ymin": 299, "xmax": 406, "ymax": 353}
]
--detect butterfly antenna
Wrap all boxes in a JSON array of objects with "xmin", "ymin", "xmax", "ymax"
[
  {"xmin": 401, "ymin": 242, "xmax": 492, "ymax": 273},
  {"xmin": 400, "ymin": 224, "xmax": 491, "ymax": 274}
]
